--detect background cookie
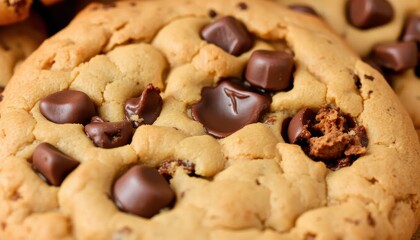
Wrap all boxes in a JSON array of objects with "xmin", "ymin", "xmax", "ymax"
[
  {"xmin": 0, "ymin": 13, "xmax": 47, "ymax": 88},
  {"xmin": 0, "ymin": 0, "xmax": 66, "ymax": 26},
  {"xmin": 0, "ymin": 0, "xmax": 419, "ymax": 239},
  {"xmin": 0, "ymin": 0, "xmax": 33, "ymax": 26}
]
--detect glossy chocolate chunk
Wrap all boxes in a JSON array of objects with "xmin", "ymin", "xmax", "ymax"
[
  {"xmin": 191, "ymin": 79, "xmax": 270, "ymax": 138},
  {"xmin": 287, "ymin": 108, "xmax": 315, "ymax": 144},
  {"xmin": 373, "ymin": 41, "xmax": 418, "ymax": 72},
  {"xmin": 113, "ymin": 165, "xmax": 175, "ymax": 218},
  {"xmin": 85, "ymin": 117, "xmax": 134, "ymax": 149},
  {"xmin": 201, "ymin": 16, "xmax": 253, "ymax": 56},
  {"xmin": 39, "ymin": 90, "xmax": 96, "ymax": 124},
  {"xmin": 401, "ymin": 15, "xmax": 420, "ymax": 42},
  {"xmin": 32, "ymin": 143, "xmax": 80, "ymax": 186},
  {"xmin": 245, "ymin": 50, "xmax": 294, "ymax": 91},
  {"xmin": 288, "ymin": 4, "xmax": 319, "ymax": 16},
  {"xmin": 124, "ymin": 84, "xmax": 163, "ymax": 128},
  {"xmin": 346, "ymin": 0, "xmax": 394, "ymax": 29}
]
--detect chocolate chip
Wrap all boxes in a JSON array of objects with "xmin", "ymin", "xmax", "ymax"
[
  {"xmin": 237, "ymin": 2, "xmax": 248, "ymax": 10},
  {"xmin": 191, "ymin": 79, "xmax": 271, "ymax": 138},
  {"xmin": 287, "ymin": 108, "xmax": 315, "ymax": 144},
  {"xmin": 113, "ymin": 165, "xmax": 175, "ymax": 218},
  {"xmin": 346, "ymin": 0, "xmax": 394, "ymax": 29},
  {"xmin": 208, "ymin": 9, "xmax": 217, "ymax": 18},
  {"xmin": 373, "ymin": 41, "xmax": 418, "ymax": 72},
  {"xmin": 85, "ymin": 117, "xmax": 134, "ymax": 149},
  {"xmin": 124, "ymin": 84, "xmax": 163, "ymax": 128},
  {"xmin": 245, "ymin": 50, "xmax": 294, "ymax": 91},
  {"xmin": 39, "ymin": 90, "xmax": 96, "ymax": 124},
  {"xmin": 288, "ymin": 4, "xmax": 319, "ymax": 16},
  {"xmin": 201, "ymin": 16, "xmax": 253, "ymax": 56},
  {"xmin": 401, "ymin": 16, "xmax": 420, "ymax": 42},
  {"xmin": 32, "ymin": 143, "xmax": 80, "ymax": 186}
]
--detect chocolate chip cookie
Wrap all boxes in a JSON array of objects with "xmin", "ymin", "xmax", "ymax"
[
  {"xmin": 277, "ymin": 0, "xmax": 420, "ymax": 138},
  {"xmin": 0, "ymin": 0, "xmax": 32, "ymax": 26},
  {"xmin": 0, "ymin": 0, "xmax": 419, "ymax": 239},
  {"xmin": 0, "ymin": 13, "xmax": 47, "ymax": 88}
]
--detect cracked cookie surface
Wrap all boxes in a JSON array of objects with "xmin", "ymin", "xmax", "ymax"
[{"xmin": 0, "ymin": 0, "xmax": 419, "ymax": 239}]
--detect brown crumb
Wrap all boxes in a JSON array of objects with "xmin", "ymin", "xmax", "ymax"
[
  {"xmin": 158, "ymin": 159, "xmax": 195, "ymax": 178},
  {"xmin": 293, "ymin": 107, "xmax": 367, "ymax": 170}
]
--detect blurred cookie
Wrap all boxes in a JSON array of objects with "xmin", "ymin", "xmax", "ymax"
[
  {"xmin": 0, "ymin": 0, "xmax": 33, "ymax": 25},
  {"xmin": 0, "ymin": 13, "xmax": 47, "ymax": 87}
]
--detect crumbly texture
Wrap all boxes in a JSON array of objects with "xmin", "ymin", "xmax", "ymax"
[
  {"xmin": 0, "ymin": 0, "xmax": 33, "ymax": 25},
  {"xmin": 0, "ymin": 0, "xmax": 419, "ymax": 240},
  {"xmin": 0, "ymin": 14, "xmax": 47, "ymax": 87},
  {"xmin": 276, "ymin": 0, "xmax": 420, "ymax": 140}
]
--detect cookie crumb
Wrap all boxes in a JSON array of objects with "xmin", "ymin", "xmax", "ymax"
[
  {"xmin": 287, "ymin": 107, "xmax": 368, "ymax": 170},
  {"xmin": 158, "ymin": 159, "xmax": 195, "ymax": 178}
]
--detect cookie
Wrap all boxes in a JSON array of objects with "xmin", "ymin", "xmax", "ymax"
[
  {"xmin": 0, "ymin": 13, "xmax": 47, "ymax": 88},
  {"xmin": 0, "ymin": 0, "xmax": 33, "ymax": 26},
  {"xmin": 0, "ymin": 0, "xmax": 419, "ymax": 239},
  {"xmin": 277, "ymin": 0, "xmax": 420, "ymax": 137}
]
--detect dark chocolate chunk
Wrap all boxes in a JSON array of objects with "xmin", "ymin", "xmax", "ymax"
[
  {"xmin": 287, "ymin": 108, "xmax": 315, "ymax": 144},
  {"xmin": 85, "ymin": 117, "xmax": 134, "ymax": 149},
  {"xmin": 39, "ymin": 90, "xmax": 96, "ymax": 124},
  {"xmin": 201, "ymin": 16, "xmax": 253, "ymax": 56},
  {"xmin": 124, "ymin": 84, "xmax": 163, "ymax": 128},
  {"xmin": 288, "ymin": 4, "xmax": 319, "ymax": 16},
  {"xmin": 401, "ymin": 15, "xmax": 420, "ymax": 42},
  {"xmin": 191, "ymin": 79, "xmax": 271, "ymax": 138},
  {"xmin": 113, "ymin": 165, "xmax": 175, "ymax": 218},
  {"xmin": 373, "ymin": 41, "xmax": 418, "ymax": 72},
  {"xmin": 346, "ymin": 0, "xmax": 394, "ymax": 29},
  {"xmin": 32, "ymin": 143, "xmax": 80, "ymax": 186},
  {"xmin": 245, "ymin": 50, "xmax": 294, "ymax": 91}
]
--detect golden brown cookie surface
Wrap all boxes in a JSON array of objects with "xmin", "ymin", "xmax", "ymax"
[{"xmin": 0, "ymin": 1, "xmax": 419, "ymax": 239}]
